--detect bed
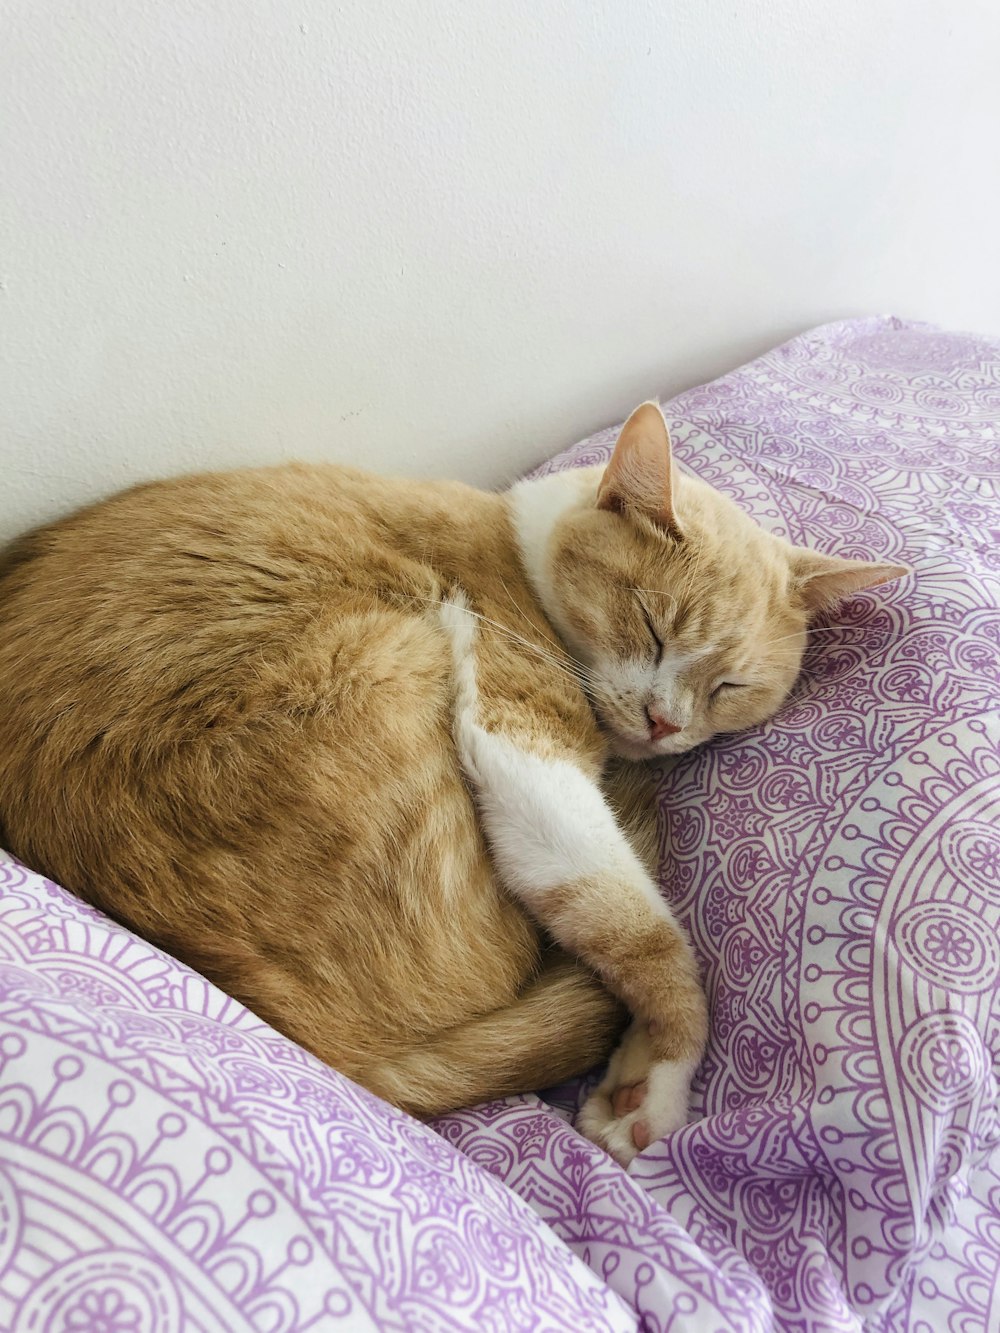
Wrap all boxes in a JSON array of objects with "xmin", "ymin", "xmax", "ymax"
[{"xmin": 1, "ymin": 316, "xmax": 997, "ymax": 1332}]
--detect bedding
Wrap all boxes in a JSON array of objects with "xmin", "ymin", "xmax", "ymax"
[{"xmin": 1, "ymin": 316, "xmax": 997, "ymax": 1332}]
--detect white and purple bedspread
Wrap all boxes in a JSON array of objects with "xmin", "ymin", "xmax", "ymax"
[{"xmin": 1, "ymin": 318, "xmax": 998, "ymax": 1332}]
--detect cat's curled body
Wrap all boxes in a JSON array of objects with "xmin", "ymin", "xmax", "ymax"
[{"xmin": 0, "ymin": 405, "xmax": 906, "ymax": 1163}]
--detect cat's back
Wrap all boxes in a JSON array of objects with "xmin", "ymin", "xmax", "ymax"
[
  {"xmin": 2, "ymin": 461, "xmax": 424, "ymax": 641},
  {"xmin": 0, "ymin": 462, "xmax": 479, "ymax": 892},
  {"xmin": 0, "ymin": 463, "xmax": 453, "ymax": 736},
  {"xmin": 0, "ymin": 461, "xmax": 556, "ymax": 1071}
]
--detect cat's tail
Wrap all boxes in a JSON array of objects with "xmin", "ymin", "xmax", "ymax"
[{"xmin": 360, "ymin": 952, "xmax": 625, "ymax": 1118}]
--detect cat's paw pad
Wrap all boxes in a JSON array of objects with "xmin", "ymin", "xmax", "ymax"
[
  {"xmin": 577, "ymin": 1029, "xmax": 695, "ymax": 1168},
  {"xmin": 611, "ymin": 1080, "xmax": 646, "ymax": 1118}
]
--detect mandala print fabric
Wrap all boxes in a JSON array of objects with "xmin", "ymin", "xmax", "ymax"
[
  {"xmin": 440, "ymin": 317, "xmax": 1000, "ymax": 1332},
  {"xmin": 1, "ymin": 318, "xmax": 998, "ymax": 1333},
  {"xmin": 0, "ymin": 854, "xmax": 635, "ymax": 1333}
]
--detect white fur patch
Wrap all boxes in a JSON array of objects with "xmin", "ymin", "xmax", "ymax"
[
  {"xmin": 437, "ymin": 590, "xmax": 661, "ymax": 910},
  {"xmin": 508, "ymin": 471, "xmax": 593, "ymax": 637},
  {"xmin": 439, "ymin": 590, "xmax": 701, "ymax": 1169},
  {"xmin": 577, "ymin": 1019, "xmax": 696, "ymax": 1166}
]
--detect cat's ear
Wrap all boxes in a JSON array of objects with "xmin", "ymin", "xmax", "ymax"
[
  {"xmin": 790, "ymin": 548, "xmax": 911, "ymax": 615},
  {"xmin": 597, "ymin": 402, "xmax": 683, "ymax": 538}
]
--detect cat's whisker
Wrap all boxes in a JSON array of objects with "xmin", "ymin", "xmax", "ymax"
[
  {"xmin": 497, "ymin": 576, "xmax": 570, "ymax": 657},
  {"xmin": 678, "ymin": 540, "xmax": 709, "ymax": 610},
  {"xmin": 476, "ymin": 599, "xmax": 596, "ymax": 685},
  {"xmin": 402, "ymin": 593, "xmax": 595, "ymax": 689},
  {"xmin": 459, "ymin": 613, "xmax": 586, "ymax": 681},
  {"xmin": 676, "ymin": 551, "xmax": 696, "ymax": 608},
  {"xmin": 629, "ymin": 587, "xmax": 678, "ymax": 616},
  {"xmin": 759, "ymin": 623, "xmax": 870, "ymax": 651}
]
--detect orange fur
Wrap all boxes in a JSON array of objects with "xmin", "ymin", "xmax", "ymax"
[{"xmin": 0, "ymin": 405, "xmax": 907, "ymax": 1126}]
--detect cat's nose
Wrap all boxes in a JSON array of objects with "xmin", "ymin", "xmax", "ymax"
[{"xmin": 646, "ymin": 708, "xmax": 682, "ymax": 741}]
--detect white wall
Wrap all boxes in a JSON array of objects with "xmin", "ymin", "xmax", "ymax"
[{"xmin": 2, "ymin": 0, "xmax": 998, "ymax": 541}]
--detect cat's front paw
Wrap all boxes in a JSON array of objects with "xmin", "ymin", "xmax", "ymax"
[{"xmin": 576, "ymin": 1019, "xmax": 696, "ymax": 1167}]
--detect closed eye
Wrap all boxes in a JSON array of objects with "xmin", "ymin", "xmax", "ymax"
[
  {"xmin": 639, "ymin": 603, "xmax": 663, "ymax": 666},
  {"xmin": 711, "ymin": 681, "xmax": 747, "ymax": 700}
]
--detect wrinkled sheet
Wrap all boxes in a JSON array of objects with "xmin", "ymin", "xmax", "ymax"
[
  {"xmin": 0, "ymin": 853, "xmax": 634, "ymax": 1333},
  {"xmin": 1, "ymin": 318, "xmax": 998, "ymax": 1332},
  {"xmin": 437, "ymin": 317, "xmax": 1000, "ymax": 1332}
]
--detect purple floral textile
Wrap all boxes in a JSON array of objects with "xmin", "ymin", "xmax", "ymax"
[
  {"xmin": 0, "ymin": 856, "xmax": 634, "ymax": 1332},
  {"xmin": 1, "ymin": 318, "xmax": 998, "ymax": 1332},
  {"xmin": 440, "ymin": 317, "xmax": 1000, "ymax": 1332}
]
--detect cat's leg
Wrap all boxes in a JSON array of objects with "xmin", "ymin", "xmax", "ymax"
[
  {"xmin": 575, "ymin": 1017, "xmax": 696, "ymax": 1164},
  {"xmin": 360, "ymin": 952, "xmax": 625, "ymax": 1117},
  {"xmin": 439, "ymin": 625, "xmax": 700, "ymax": 1163},
  {"xmin": 465, "ymin": 731, "xmax": 705, "ymax": 1163},
  {"xmin": 439, "ymin": 593, "xmax": 707, "ymax": 1165}
]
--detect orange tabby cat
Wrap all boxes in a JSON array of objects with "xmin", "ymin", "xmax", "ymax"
[{"xmin": 0, "ymin": 404, "xmax": 906, "ymax": 1163}]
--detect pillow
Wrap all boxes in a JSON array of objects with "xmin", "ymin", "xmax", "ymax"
[
  {"xmin": 443, "ymin": 317, "xmax": 1000, "ymax": 1332},
  {"xmin": 2, "ymin": 317, "xmax": 996, "ymax": 1333},
  {"xmin": 0, "ymin": 852, "xmax": 635, "ymax": 1332}
]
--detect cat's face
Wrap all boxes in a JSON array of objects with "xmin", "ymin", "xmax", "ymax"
[{"xmin": 547, "ymin": 403, "xmax": 907, "ymax": 761}]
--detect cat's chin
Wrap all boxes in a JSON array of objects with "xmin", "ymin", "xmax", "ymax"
[{"xmin": 607, "ymin": 732, "xmax": 698, "ymax": 763}]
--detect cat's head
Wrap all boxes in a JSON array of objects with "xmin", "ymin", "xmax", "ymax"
[{"xmin": 528, "ymin": 402, "xmax": 908, "ymax": 761}]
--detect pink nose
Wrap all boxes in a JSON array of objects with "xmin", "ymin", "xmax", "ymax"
[{"xmin": 647, "ymin": 709, "xmax": 682, "ymax": 741}]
